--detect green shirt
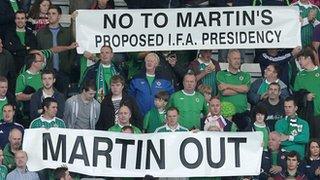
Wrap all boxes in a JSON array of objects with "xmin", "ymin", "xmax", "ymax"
[
  {"xmin": 0, "ymin": 165, "xmax": 7, "ymax": 180},
  {"xmin": 155, "ymin": 124, "xmax": 189, "ymax": 132},
  {"xmin": 3, "ymin": 144, "xmax": 16, "ymax": 172},
  {"xmin": 0, "ymin": 97, "xmax": 8, "ymax": 121},
  {"xmin": 168, "ymin": 90, "xmax": 208, "ymax": 129},
  {"xmin": 143, "ymin": 108, "xmax": 166, "ymax": 133},
  {"xmin": 275, "ymin": 116, "xmax": 309, "ymax": 159},
  {"xmin": 108, "ymin": 124, "xmax": 141, "ymax": 133},
  {"xmin": 15, "ymin": 70, "xmax": 42, "ymax": 94},
  {"xmin": 103, "ymin": 66, "xmax": 112, "ymax": 88},
  {"xmin": 216, "ymin": 70, "xmax": 251, "ymax": 113},
  {"xmin": 294, "ymin": 67, "xmax": 320, "ymax": 115},
  {"xmin": 254, "ymin": 123, "xmax": 269, "ymax": 151},
  {"xmin": 146, "ymin": 74, "xmax": 155, "ymax": 87},
  {"xmin": 16, "ymin": 31, "xmax": 25, "ymax": 45},
  {"xmin": 29, "ymin": 116, "xmax": 66, "ymax": 128}
]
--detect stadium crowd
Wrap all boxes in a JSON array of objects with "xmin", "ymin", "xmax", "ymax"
[{"xmin": 0, "ymin": 0, "xmax": 320, "ymax": 179}]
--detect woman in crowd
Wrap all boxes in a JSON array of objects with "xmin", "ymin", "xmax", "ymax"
[
  {"xmin": 299, "ymin": 139, "xmax": 320, "ymax": 179},
  {"xmin": 27, "ymin": 0, "xmax": 51, "ymax": 32}
]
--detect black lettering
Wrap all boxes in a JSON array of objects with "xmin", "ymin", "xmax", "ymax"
[
  {"xmin": 257, "ymin": 31, "xmax": 264, "ymax": 43},
  {"xmin": 43, "ymin": 133, "xmax": 66, "ymax": 162},
  {"xmin": 274, "ymin": 30, "xmax": 281, "ymax": 42},
  {"xmin": 228, "ymin": 137, "xmax": 246, "ymax": 167},
  {"xmin": 177, "ymin": 12, "xmax": 192, "ymax": 27},
  {"xmin": 261, "ymin": 10, "xmax": 273, "ymax": 25},
  {"xmin": 194, "ymin": 12, "xmax": 207, "ymax": 27},
  {"xmin": 265, "ymin": 30, "xmax": 273, "ymax": 43},
  {"xmin": 135, "ymin": 140, "xmax": 143, "ymax": 169},
  {"xmin": 219, "ymin": 32, "xmax": 226, "ymax": 44},
  {"xmin": 141, "ymin": 13, "xmax": 152, "ymax": 28},
  {"xmin": 248, "ymin": 31, "xmax": 255, "ymax": 43},
  {"xmin": 227, "ymin": 32, "xmax": 234, "ymax": 44},
  {"xmin": 104, "ymin": 14, "xmax": 116, "ymax": 28},
  {"xmin": 154, "ymin": 13, "xmax": 168, "ymax": 28},
  {"xmin": 209, "ymin": 12, "xmax": 221, "ymax": 26},
  {"xmin": 146, "ymin": 139, "xmax": 165, "ymax": 169},
  {"xmin": 222, "ymin": 11, "xmax": 234, "ymax": 26},
  {"xmin": 185, "ymin": 33, "xmax": 193, "ymax": 45},
  {"xmin": 206, "ymin": 138, "xmax": 225, "ymax": 168},
  {"xmin": 243, "ymin": 10, "xmax": 255, "ymax": 26},
  {"xmin": 92, "ymin": 137, "xmax": 113, "ymax": 168},
  {"xmin": 180, "ymin": 137, "xmax": 203, "ymax": 169},
  {"xmin": 95, "ymin": 35, "xmax": 102, "ymax": 47},
  {"xmin": 119, "ymin": 13, "xmax": 133, "ymax": 29},
  {"xmin": 68, "ymin": 136, "xmax": 90, "ymax": 166},
  {"xmin": 115, "ymin": 138, "xmax": 135, "ymax": 169}
]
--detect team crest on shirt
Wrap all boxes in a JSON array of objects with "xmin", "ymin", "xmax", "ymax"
[
  {"xmin": 195, "ymin": 98, "xmax": 200, "ymax": 102},
  {"xmin": 316, "ymin": 73, "xmax": 320, "ymax": 77},
  {"xmin": 156, "ymin": 81, "xmax": 161, "ymax": 86},
  {"xmin": 239, "ymin": 76, "xmax": 244, "ymax": 81}
]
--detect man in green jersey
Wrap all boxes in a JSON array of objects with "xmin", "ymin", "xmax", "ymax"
[
  {"xmin": 155, "ymin": 107, "xmax": 188, "ymax": 132},
  {"xmin": 29, "ymin": 97, "xmax": 65, "ymax": 128},
  {"xmin": 216, "ymin": 49, "xmax": 251, "ymax": 130},
  {"xmin": 294, "ymin": 47, "xmax": 320, "ymax": 138},
  {"xmin": 168, "ymin": 72, "xmax": 208, "ymax": 130}
]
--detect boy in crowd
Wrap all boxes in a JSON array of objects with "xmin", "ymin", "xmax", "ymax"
[{"xmin": 143, "ymin": 91, "xmax": 169, "ymax": 133}]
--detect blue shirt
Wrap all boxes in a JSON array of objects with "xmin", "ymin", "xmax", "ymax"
[{"xmin": 6, "ymin": 168, "xmax": 39, "ymax": 180}]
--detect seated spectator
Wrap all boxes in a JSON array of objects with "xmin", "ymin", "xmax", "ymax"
[
  {"xmin": 257, "ymin": 47, "xmax": 300, "ymax": 87},
  {"xmin": 255, "ymin": 82, "xmax": 285, "ymax": 131},
  {"xmin": 27, "ymin": 0, "xmax": 51, "ymax": 32},
  {"xmin": 202, "ymin": 97, "xmax": 238, "ymax": 132},
  {"xmin": 0, "ymin": 77, "xmax": 17, "ymax": 121},
  {"xmin": 80, "ymin": 45, "xmax": 120, "ymax": 102},
  {"xmin": 64, "ymin": 80, "xmax": 100, "ymax": 130},
  {"xmin": 143, "ymin": 91, "xmax": 169, "ymax": 133},
  {"xmin": 3, "ymin": 128, "xmax": 22, "ymax": 172},
  {"xmin": 0, "ymin": 148, "xmax": 8, "ymax": 179},
  {"xmin": 6, "ymin": 150, "xmax": 40, "ymax": 180},
  {"xmin": 275, "ymin": 97, "xmax": 309, "ymax": 159},
  {"xmin": 30, "ymin": 69, "xmax": 65, "ymax": 120},
  {"xmin": 96, "ymin": 75, "xmax": 141, "ymax": 131},
  {"xmin": 299, "ymin": 139, "xmax": 320, "ymax": 179},
  {"xmin": 248, "ymin": 64, "xmax": 290, "ymax": 107},
  {"xmin": 154, "ymin": 107, "xmax": 188, "ymax": 132},
  {"xmin": 0, "ymin": 104, "xmax": 24, "ymax": 149},
  {"xmin": 108, "ymin": 104, "xmax": 141, "ymax": 133},
  {"xmin": 53, "ymin": 166, "xmax": 73, "ymax": 180},
  {"xmin": 189, "ymin": 50, "xmax": 221, "ymax": 96},
  {"xmin": 261, "ymin": 131, "xmax": 287, "ymax": 179},
  {"xmin": 129, "ymin": 52, "xmax": 174, "ymax": 116},
  {"xmin": 168, "ymin": 72, "xmax": 207, "ymax": 130},
  {"xmin": 274, "ymin": 151, "xmax": 307, "ymax": 180},
  {"xmin": 29, "ymin": 97, "xmax": 65, "ymax": 128}
]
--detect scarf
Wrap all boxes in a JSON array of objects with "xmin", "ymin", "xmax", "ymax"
[{"xmin": 96, "ymin": 63, "xmax": 118, "ymax": 102}]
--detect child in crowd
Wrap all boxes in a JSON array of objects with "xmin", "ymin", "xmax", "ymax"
[
  {"xmin": 197, "ymin": 84, "xmax": 212, "ymax": 105},
  {"xmin": 143, "ymin": 91, "xmax": 169, "ymax": 133},
  {"xmin": 122, "ymin": 126, "xmax": 134, "ymax": 133},
  {"xmin": 247, "ymin": 106, "xmax": 270, "ymax": 151}
]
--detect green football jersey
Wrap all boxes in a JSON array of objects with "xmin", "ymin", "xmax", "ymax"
[{"xmin": 29, "ymin": 116, "xmax": 66, "ymax": 129}]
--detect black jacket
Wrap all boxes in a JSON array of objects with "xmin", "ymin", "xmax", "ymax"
[{"xmin": 95, "ymin": 93, "xmax": 143, "ymax": 130}]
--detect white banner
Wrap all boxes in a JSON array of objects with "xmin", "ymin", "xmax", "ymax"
[
  {"xmin": 75, "ymin": 7, "xmax": 301, "ymax": 53},
  {"xmin": 23, "ymin": 128, "xmax": 263, "ymax": 177}
]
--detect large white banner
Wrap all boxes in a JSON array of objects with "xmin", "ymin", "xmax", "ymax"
[
  {"xmin": 75, "ymin": 6, "xmax": 301, "ymax": 53},
  {"xmin": 23, "ymin": 128, "xmax": 263, "ymax": 177}
]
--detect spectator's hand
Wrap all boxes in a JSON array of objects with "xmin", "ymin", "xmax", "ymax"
[
  {"xmin": 315, "ymin": 167, "xmax": 320, "ymax": 176},
  {"xmin": 68, "ymin": 42, "xmax": 78, "ymax": 50},
  {"xmin": 71, "ymin": 11, "xmax": 78, "ymax": 20},
  {"xmin": 307, "ymin": 93, "xmax": 315, "ymax": 101},
  {"xmin": 291, "ymin": 46, "xmax": 301, "ymax": 57},
  {"xmin": 84, "ymin": 51, "xmax": 95, "ymax": 61},
  {"xmin": 166, "ymin": 55, "xmax": 177, "ymax": 67},
  {"xmin": 280, "ymin": 134, "xmax": 289, "ymax": 141},
  {"xmin": 270, "ymin": 165, "xmax": 282, "ymax": 174},
  {"xmin": 308, "ymin": 9, "xmax": 317, "ymax": 23}
]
